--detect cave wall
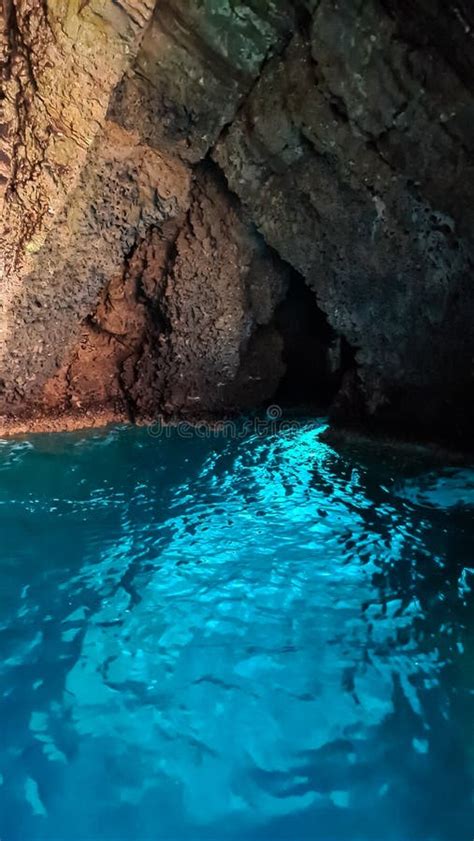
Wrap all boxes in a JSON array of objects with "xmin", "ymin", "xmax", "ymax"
[
  {"xmin": 0, "ymin": 0, "xmax": 473, "ymax": 443},
  {"xmin": 214, "ymin": 2, "xmax": 474, "ymax": 439}
]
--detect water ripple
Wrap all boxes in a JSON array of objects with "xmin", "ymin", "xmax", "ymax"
[{"xmin": 0, "ymin": 422, "xmax": 473, "ymax": 841}]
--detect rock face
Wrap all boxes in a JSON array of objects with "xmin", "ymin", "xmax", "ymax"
[{"xmin": 1, "ymin": 0, "xmax": 473, "ymax": 445}]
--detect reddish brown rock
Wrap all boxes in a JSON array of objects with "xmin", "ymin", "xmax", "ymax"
[
  {"xmin": 0, "ymin": 119, "xmax": 191, "ymax": 425},
  {"xmin": 147, "ymin": 164, "xmax": 288, "ymax": 417},
  {"xmin": 0, "ymin": 0, "xmax": 473, "ymax": 446}
]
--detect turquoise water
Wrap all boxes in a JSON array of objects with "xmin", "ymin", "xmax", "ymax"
[{"xmin": 0, "ymin": 421, "xmax": 473, "ymax": 841}]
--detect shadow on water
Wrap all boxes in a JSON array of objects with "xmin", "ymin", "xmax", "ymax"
[{"xmin": 0, "ymin": 421, "xmax": 473, "ymax": 841}]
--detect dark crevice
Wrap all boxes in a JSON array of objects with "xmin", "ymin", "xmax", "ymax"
[
  {"xmin": 293, "ymin": 1, "xmax": 313, "ymax": 34},
  {"xmin": 118, "ymin": 356, "xmax": 139, "ymax": 424},
  {"xmin": 328, "ymin": 95, "xmax": 349, "ymax": 124},
  {"xmin": 273, "ymin": 269, "xmax": 353, "ymax": 411},
  {"xmin": 206, "ymin": 155, "xmax": 358, "ymax": 417}
]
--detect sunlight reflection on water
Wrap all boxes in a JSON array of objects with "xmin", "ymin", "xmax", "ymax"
[{"xmin": 0, "ymin": 422, "xmax": 473, "ymax": 841}]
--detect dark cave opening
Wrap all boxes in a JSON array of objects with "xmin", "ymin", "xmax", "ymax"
[{"xmin": 273, "ymin": 272, "xmax": 351, "ymax": 411}]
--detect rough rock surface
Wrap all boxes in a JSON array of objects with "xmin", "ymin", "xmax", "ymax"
[
  {"xmin": 214, "ymin": 2, "xmax": 474, "ymax": 441},
  {"xmin": 0, "ymin": 0, "xmax": 155, "ymax": 339},
  {"xmin": 1, "ymin": 0, "xmax": 473, "ymax": 445}
]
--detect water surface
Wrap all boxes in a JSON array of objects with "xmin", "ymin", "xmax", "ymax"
[{"xmin": 0, "ymin": 421, "xmax": 473, "ymax": 840}]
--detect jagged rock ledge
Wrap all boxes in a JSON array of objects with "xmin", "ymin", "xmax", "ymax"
[{"xmin": 1, "ymin": 1, "xmax": 473, "ymax": 449}]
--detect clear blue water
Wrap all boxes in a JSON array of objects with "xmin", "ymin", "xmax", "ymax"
[{"xmin": 0, "ymin": 421, "xmax": 473, "ymax": 841}]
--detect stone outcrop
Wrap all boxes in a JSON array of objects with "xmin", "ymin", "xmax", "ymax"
[{"xmin": 1, "ymin": 0, "xmax": 473, "ymax": 445}]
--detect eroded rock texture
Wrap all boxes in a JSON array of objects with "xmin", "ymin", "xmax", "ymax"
[{"xmin": 1, "ymin": 0, "xmax": 473, "ymax": 444}]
